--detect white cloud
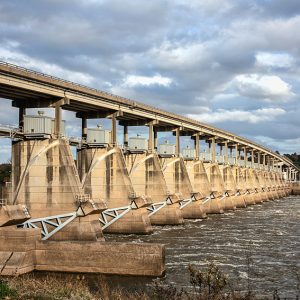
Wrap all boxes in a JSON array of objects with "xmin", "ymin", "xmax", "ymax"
[
  {"xmin": 234, "ymin": 74, "xmax": 294, "ymax": 102},
  {"xmin": 150, "ymin": 42, "xmax": 209, "ymax": 70},
  {"xmin": 255, "ymin": 52, "xmax": 293, "ymax": 69},
  {"xmin": 187, "ymin": 107, "xmax": 286, "ymax": 124},
  {"xmin": 122, "ymin": 74, "xmax": 173, "ymax": 88},
  {"xmin": 252, "ymin": 136, "xmax": 300, "ymax": 154}
]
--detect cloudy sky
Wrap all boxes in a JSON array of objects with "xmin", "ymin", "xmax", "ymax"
[{"xmin": 0, "ymin": 0, "xmax": 299, "ymax": 161}]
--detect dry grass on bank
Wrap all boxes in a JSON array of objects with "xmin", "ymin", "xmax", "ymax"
[
  {"xmin": 0, "ymin": 273, "xmax": 148, "ymax": 300},
  {"xmin": 0, "ymin": 263, "xmax": 299, "ymax": 300}
]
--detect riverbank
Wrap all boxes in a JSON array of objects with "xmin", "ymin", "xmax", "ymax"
[{"xmin": 1, "ymin": 262, "xmax": 299, "ymax": 300}]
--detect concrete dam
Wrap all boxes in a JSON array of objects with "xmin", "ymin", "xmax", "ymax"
[{"xmin": 0, "ymin": 61, "xmax": 299, "ymax": 277}]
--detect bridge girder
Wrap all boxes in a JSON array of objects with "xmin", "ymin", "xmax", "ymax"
[{"xmin": 0, "ymin": 61, "xmax": 298, "ymax": 171}]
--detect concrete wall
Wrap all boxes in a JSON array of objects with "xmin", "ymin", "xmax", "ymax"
[
  {"xmin": 0, "ymin": 227, "xmax": 165, "ymax": 277},
  {"xmin": 35, "ymin": 241, "xmax": 165, "ymax": 276}
]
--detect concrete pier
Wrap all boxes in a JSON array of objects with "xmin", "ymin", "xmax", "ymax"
[
  {"xmin": 231, "ymin": 166, "xmax": 247, "ymax": 208},
  {"xmin": 0, "ymin": 227, "xmax": 165, "ymax": 277},
  {"xmin": 78, "ymin": 147, "xmax": 153, "ymax": 234},
  {"xmin": 185, "ymin": 159, "xmax": 212, "ymax": 215},
  {"xmin": 257, "ymin": 170, "xmax": 271, "ymax": 201},
  {"xmin": 220, "ymin": 165, "xmax": 237, "ymax": 210},
  {"xmin": 291, "ymin": 182, "xmax": 300, "ymax": 195},
  {"xmin": 270, "ymin": 172, "xmax": 280, "ymax": 199},
  {"xmin": 242, "ymin": 168, "xmax": 258, "ymax": 205},
  {"xmin": 160, "ymin": 156, "xmax": 206, "ymax": 219},
  {"xmin": 125, "ymin": 152, "xmax": 184, "ymax": 225},
  {"xmin": 263, "ymin": 171, "xmax": 275, "ymax": 201},
  {"xmin": 250, "ymin": 169, "xmax": 264, "ymax": 203},
  {"xmin": 204, "ymin": 163, "xmax": 225, "ymax": 213},
  {"xmin": 11, "ymin": 139, "xmax": 104, "ymax": 241}
]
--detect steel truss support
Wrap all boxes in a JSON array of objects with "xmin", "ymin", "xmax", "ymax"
[
  {"xmin": 179, "ymin": 198, "xmax": 193, "ymax": 209},
  {"xmin": 99, "ymin": 205, "xmax": 133, "ymax": 230},
  {"xmin": 147, "ymin": 197, "xmax": 173, "ymax": 217},
  {"xmin": 202, "ymin": 196, "xmax": 212, "ymax": 204},
  {"xmin": 179, "ymin": 194, "xmax": 197, "ymax": 210},
  {"xmin": 219, "ymin": 194, "xmax": 227, "ymax": 201},
  {"xmin": 18, "ymin": 212, "xmax": 77, "ymax": 240}
]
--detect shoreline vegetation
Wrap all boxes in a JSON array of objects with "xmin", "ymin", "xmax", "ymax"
[{"xmin": 1, "ymin": 262, "xmax": 299, "ymax": 300}]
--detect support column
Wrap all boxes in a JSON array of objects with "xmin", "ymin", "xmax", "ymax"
[
  {"xmin": 148, "ymin": 123, "xmax": 154, "ymax": 151},
  {"xmin": 292, "ymin": 170, "xmax": 295, "ymax": 181},
  {"xmin": 211, "ymin": 137, "xmax": 215, "ymax": 162},
  {"xmin": 270, "ymin": 158, "xmax": 274, "ymax": 172},
  {"xmin": 111, "ymin": 114, "xmax": 117, "ymax": 146},
  {"xmin": 175, "ymin": 127, "xmax": 180, "ymax": 157},
  {"xmin": 244, "ymin": 147, "xmax": 247, "ymax": 167},
  {"xmin": 123, "ymin": 125, "xmax": 128, "ymax": 146},
  {"xmin": 251, "ymin": 150, "xmax": 254, "ymax": 168},
  {"xmin": 224, "ymin": 141, "xmax": 228, "ymax": 164},
  {"xmin": 55, "ymin": 104, "xmax": 62, "ymax": 138},
  {"xmin": 154, "ymin": 127, "xmax": 158, "ymax": 150},
  {"xmin": 18, "ymin": 107, "xmax": 26, "ymax": 130},
  {"xmin": 194, "ymin": 133, "xmax": 200, "ymax": 159},
  {"xmin": 235, "ymin": 144, "xmax": 238, "ymax": 166},
  {"xmin": 81, "ymin": 117, "xmax": 87, "ymax": 139},
  {"xmin": 263, "ymin": 154, "xmax": 266, "ymax": 171},
  {"xmin": 257, "ymin": 152, "xmax": 261, "ymax": 169}
]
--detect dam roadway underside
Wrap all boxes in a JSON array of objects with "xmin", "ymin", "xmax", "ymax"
[{"xmin": 0, "ymin": 61, "xmax": 299, "ymax": 277}]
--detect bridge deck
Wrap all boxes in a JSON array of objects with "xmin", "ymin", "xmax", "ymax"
[{"xmin": 0, "ymin": 61, "xmax": 296, "ymax": 169}]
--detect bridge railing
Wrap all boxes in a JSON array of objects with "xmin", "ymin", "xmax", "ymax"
[{"xmin": 0, "ymin": 124, "xmax": 21, "ymax": 138}]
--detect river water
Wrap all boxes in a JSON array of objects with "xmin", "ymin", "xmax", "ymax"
[{"xmin": 105, "ymin": 196, "xmax": 300, "ymax": 298}]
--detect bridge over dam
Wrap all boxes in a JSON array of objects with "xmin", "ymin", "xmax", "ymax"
[{"xmin": 0, "ymin": 61, "xmax": 299, "ymax": 277}]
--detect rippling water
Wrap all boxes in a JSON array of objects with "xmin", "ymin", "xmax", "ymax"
[{"xmin": 105, "ymin": 196, "xmax": 300, "ymax": 298}]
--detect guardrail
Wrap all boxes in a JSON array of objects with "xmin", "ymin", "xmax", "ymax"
[{"xmin": 0, "ymin": 124, "xmax": 21, "ymax": 138}]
